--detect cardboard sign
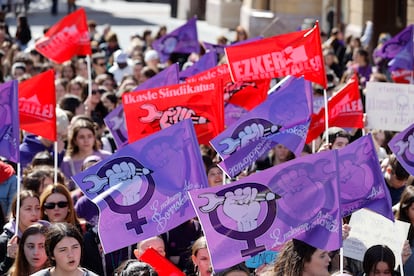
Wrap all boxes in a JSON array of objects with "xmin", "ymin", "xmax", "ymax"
[
  {"xmin": 366, "ymin": 82, "xmax": 414, "ymax": 131},
  {"xmin": 343, "ymin": 208, "xmax": 409, "ymax": 268}
]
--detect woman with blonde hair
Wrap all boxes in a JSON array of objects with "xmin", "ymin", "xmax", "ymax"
[{"xmin": 40, "ymin": 183, "xmax": 80, "ymax": 227}]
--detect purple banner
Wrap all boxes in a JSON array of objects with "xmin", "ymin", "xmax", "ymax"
[
  {"xmin": 179, "ymin": 51, "xmax": 217, "ymax": 80},
  {"xmin": 388, "ymin": 38, "xmax": 414, "ymax": 71},
  {"xmin": 389, "ymin": 123, "xmax": 414, "ymax": 176},
  {"xmin": 0, "ymin": 80, "xmax": 19, "ymax": 162},
  {"xmin": 189, "ymin": 150, "xmax": 341, "ymax": 271},
  {"xmin": 152, "ymin": 17, "xmax": 200, "ymax": 63},
  {"xmin": 211, "ymin": 77, "xmax": 312, "ymax": 177},
  {"xmin": 203, "ymin": 41, "xmax": 225, "ymax": 55},
  {"xmin": 224, "ymin": 103, "xmax": 248, "ymax": 128},
  {"xmin": 72, "ymin": 119, "xmax": 208, "ymax": 253},
  {"xmin": 104, "ymin": 63, "xmax": 179, "ymax": 149},
  {"xmin": 338, "ymin": 134, "xmax": 393, "ymax": 220},
  {"xmin": 374, "ymin": 24, "xmax": 413, "ymax": 59},
  {"xmin": 202, "ymin": 36, "xmax": 263, "ymax": 56}
]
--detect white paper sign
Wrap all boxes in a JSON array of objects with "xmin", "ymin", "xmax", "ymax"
[
  {"xmin": 365, "ymin": 82, "xmax": 414, "ymax": 131},
  {"xmin": 343, "ymin": 208, "xmax": 410, "ymax": 270}
]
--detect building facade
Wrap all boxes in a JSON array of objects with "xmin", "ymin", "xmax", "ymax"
[{"xmin": 177, "ymin": 0, "xmax": 413, "ymax": 50}]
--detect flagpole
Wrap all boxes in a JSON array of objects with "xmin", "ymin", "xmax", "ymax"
[
  {"xmin": 54, "ymin": 141, "xmax": 58, "ymax": 184},
  {"xmin": 15, "ymin": 162, "xmax": 21, "ymax": 235},
  {"xmin": 267, "ymin": 75, "xmax": 292, "ymax": 95},
  {"xmin": 323, "ymin": 89, "xmax": 330, "ymax": 145},
  {"xmin": 86, "ymin": 55, "xmax": 92, "ymax": 113}
]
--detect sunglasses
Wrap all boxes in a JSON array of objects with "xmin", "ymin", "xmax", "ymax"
[
  {"xmin": 44, "ymin": 201, "xmax": 69, "ymax": 209},
  {"xmin": 92, "ymin": 89, "xmax": 105, "ymax": 95}
]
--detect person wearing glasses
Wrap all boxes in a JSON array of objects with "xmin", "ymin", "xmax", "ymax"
[
  {"xmin": 91, "ymin": 52, "xmax": 108, "ymax": 79},
  {"xmin": 40, "ymin": 184, "xmax": 80, "ymax": 226},
  {"xmin": 39, "ymin": 184, "xmax": 103, "ymax": 275}
]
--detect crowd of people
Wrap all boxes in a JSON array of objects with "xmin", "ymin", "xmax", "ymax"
[{"xmin": 0, "ymin": 3, "xmax": 412, "ymax": 276}]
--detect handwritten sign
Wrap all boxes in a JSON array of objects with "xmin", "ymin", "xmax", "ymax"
[
  {"xmin": 365, "ymin": 82, "xmax": 414, "ymax": 131},
  {"xmin": 343, "ymin": 208, "xmax": 409, "ymax": 268}
]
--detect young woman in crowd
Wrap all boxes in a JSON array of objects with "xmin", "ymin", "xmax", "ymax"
[
  {"xmin": 31, "ymin": 222, "xmax": 98, "ymax": 276},
  {"xmin": 0, "ymin": 190, "xmax": 42, "ymax": 274},
  {"xmin": 60, "ymin": 118, "xmax": 111, "ymax": 190},
  {"xmin": 361, "ymin": 245, "xmax": 400, "ymax": 276},
  {"xmin": 40, "ymin": 184, "xmax": 82, "ymax": 228},
  {"xmin": 8, "ymin": 223, "xmax": 49, "ymax": 275},
  {"xmin": 191, "ymin": 236, "xmax": 213, "ymax": 276},
  {"xmin": 206, "ymin": 164, "xmax": 224, "ymax": 187},
  {"xmin": 273, "ymin": 239, "xmax": 331, "ymax": 276}
]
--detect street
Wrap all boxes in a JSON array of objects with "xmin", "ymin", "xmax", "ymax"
[{"xmin": 5, "ymin": 0, "xmax": 232, "ymax": 51}]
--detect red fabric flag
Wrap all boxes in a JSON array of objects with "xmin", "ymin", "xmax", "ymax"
[
  {"xmin": 306, "ymin": 75, "xmax": 363, "ymax": 143},
  {"xmin": 225, "ymin": 22, "xmax": 326, "ymax": 88},
  {"xmin": 122, "ymin": 79, "xmax": 224, "ymax": 145},
  {"xmin": 139, "ymin": 248, "xmax": 185, "ymax": 276},
  {"xmin": 187, "ymin": 64, "xmax": 269, "ymax": 110},
  {"xmin": 35, "ymin": 8, "xmax": 91, "ymax": 63},
  {"xmin": 19, "ymin": 69, "xmax": 56, "ymax": 141}
]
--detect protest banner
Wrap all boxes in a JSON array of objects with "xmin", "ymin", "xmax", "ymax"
[
  {"xmin": 152, "ymin": 17, "xmax": 199, "ymax": 63},
  {"xmin": 307, "ymin": 75, "xmax": 363, "ymax": 143},
  {"xmin": 343, "ymin": 208, "xmax": 409, "ymax": 269},
  {"xmin": 19, "ymin": 69, "xmax": 56, "ymax": 141},
  {"xmin": 338, "ymin": 134, "xmax": 394, "ymax": 220},
  {"xmin": 122, "ymin": 79, "xmax": 224, "ymax": 145},
  {"xmin": 189, "ymin": 149, "xmax": 341, "ymax": 271},
  {"xmin": 211, "ymin": 76, "xmax": 312, "ymax": 178},
  {"xmin": 72, "ymin": 119, "xmax": 208, "ymax": 253},
  {"xmin": 365, "ymin": 82, "xmax": 414, "ymax": 131},
  {"xmin": 104, "ymin": 63, "xmax": 179, "ymax": 149},
  {"xmin": 389, "ymin": 122, "xmax": 414, "ymax": 176},
  {"xmin": 225, "ymin": 22, "xmax": 326, "ymax": 87},
  {"xmin": 35, "ymin": 8, "xmax": 91, "ymax": 63},
  {"xmin": 0, "ymin": 80, "xmax": 19, "ymax": 162}
]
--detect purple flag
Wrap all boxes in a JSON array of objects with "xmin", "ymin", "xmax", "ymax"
[
  {"xmin": 72, "ymin": 119, "xmax": 208, "ymax": 253},
  {"xmin": 374, "ymin": 25, "xmax": 413, "ymax": 59},
  {"xmin": 388, "ymin": 38, "xmax": 414, "ymax": 71},
  {"xmin": 0, "ymin": 80, "xmax": 19, "ymax": 162},
  {"xmin": 389, "ymin": 122, "xmax": 414, "ymax": 176},
  {"xmin": 203, "ymin": 41, "xmax": 226, "ymax": 55},
  {"xmin": 134, "ymin": 63, "xmax": 180, "ymax": 92},
  {"xmin": 104, "ymin": 63, "xmax": 180, "ymax": 149},
  {"xmin": 152, "ymin": 17, "xmax": 200, "ymax": 63},
  {"xmin": 179, "ymin": 51, "xmax": 217, "ymax": 80},
  {"xmin": 211, "ymin": 77, "xmax": 313, "ymax": 178},
  {"xmin": 224, "ymin": 103, "xmax": 248, "ymax": 127},
  {"xmin": 203, "ymin": 36, "xmax": 263, "ymax": 56},
  {"xmin": 189, "ymin": 150, "xmax": 341, "ymax": 271},
  {"xmin": 338, "ymin": 134, "xmax": 394, "ymax": 220}
]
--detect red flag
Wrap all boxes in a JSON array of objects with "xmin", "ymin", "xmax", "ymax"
[
  {"xmin": 306, "ymin": 75, "xmax": 363, "ymax": 143},
  {"xmin": 225, "ymin": 22, "xmax": 326, "ymax": 88},
  {"xmin": 35, "ymin": 8, "xmax": 91, "ymax": 63},
  {"xmin": 19, "ymin": 69, "xmax": 56, "ymax": 141},
  {"xmin": 187, "ymin": 64, "xmax": 269, "ymax": 110},
  {"xmin": 139, "ymin": 248, "xmax": 185, "ymax": 276},
  {"xmin": 122, "ymin": 79, "xmax": 224, "ymax": 145}
]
